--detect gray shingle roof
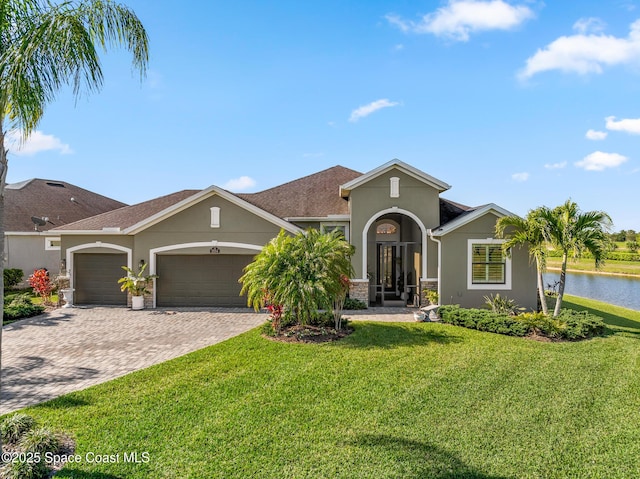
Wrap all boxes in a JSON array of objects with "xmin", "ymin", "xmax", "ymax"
[
  {"xmin": 49, "ymin": 166, "xmax": 474, "ymax": 233},
  {"xmin": 238, "ymin": 165, "xmax": 362, "ymax": 218},
  {"xmin": 52, "ymin": 190, "xmax": 199, "ymax": 231},
  {"xmin": 5, "ymin": 179, "xmax": 127, "ymax": 232}
]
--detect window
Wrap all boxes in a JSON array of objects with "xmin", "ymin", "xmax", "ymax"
[
  {"xmin": 467, "ymin": 239, "xmax": 511, "ymax": 290},
  {"xmin": 376, "ymin": 223, "xmax": 397, "ymax": 235},
  {"xmin": 210, "ymin": 207, "xmax": 220, "ymax": 228},
  {"xmin": 390, "ymin": 177, "xmax": 399, "ymax": 198},
  {"xmin": 45, "ymin": 237, "xmax": 61, "ymax": 251},
  {"xmin": 321, "ymin": 223, "xmax": 349, "ymax": 240}
]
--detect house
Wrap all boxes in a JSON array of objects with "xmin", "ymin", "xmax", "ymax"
[
  {"xmin": 52, "ymin": 160, "xmax": 537, "ymax": 309},
  {"xmin": 4, "ymin": 179, "xmax": 127, "ymax": 282}
]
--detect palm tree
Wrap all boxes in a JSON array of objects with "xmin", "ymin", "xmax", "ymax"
[
  {"xmin": 539, "ymin": 200, "xmax": 612, "ymax": 317},
  {"xmin": 240, "ymin": 229, "xmax": 355, "ymax": 328},
  {"xmin": 495, "ymin": 208, "xmax": 549, "ymax": 315},
  {"xmin": 0, "ymin": 0, "xmax": 148, "ymax": 425}
]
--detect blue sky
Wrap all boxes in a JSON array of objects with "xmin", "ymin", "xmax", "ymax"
[{"xmin": 6, "ymin": 0, "xmax": 640, "ymax": 230}]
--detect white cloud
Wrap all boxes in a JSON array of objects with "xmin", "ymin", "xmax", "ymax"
[
  {"xmin": 544, "ymin": 161, "xmax": 567, "ymax": 169},
  {"xmin": 585, "ymin": 129, "xmax": 608, "ymax": 140},
  {"xmin": 223, "ymin": 176, "xmax": 256, "ymax": 191},
  {"xmin": 605, "ymin": 115, "xmax": 640, "ymax": 134},
  {"xmin": 575, "ymin": 151, "xmax": 628, "ymax": 171},
  {"xmin": 6, "ymin": 130, "xmax": 73, "ymax": 156},
  {"xmin": 573, "ymin": 17, "xmax": 606, "ymax": 35},
  {"xmin": 519, "ymin": 19, "xmax": 640, "ymax": 80},
  {"xmin": 386, "ymin": 0, "xmax": 534, "ymax": 42},
  {"xmin": 349, "ymin": 99, "xmax": 399, "ymax": 122},
  {"xmin": 512, "ymin": 172, "xmax": 529, "ymax": 182}
]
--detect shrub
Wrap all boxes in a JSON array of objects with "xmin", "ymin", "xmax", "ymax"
[
  {"xmin": 0, "ymin": 414, "xmax": 36, "ymax": 445},
  {"xmin": 3, "ymin": 268, "xmax": 23, "ymax": 290},
  {"xmin": 484, "ymin": 293, "xmax": 523, "ymax": 315},
  {"xmin": 343, "ymin": 298, "xmax": 367, "ymax": 310},
  {"xmin": 439, "ymin": 305, "xmax": 529, "ymax": 337},
  {"xmin": 0, "ymin": 458, "xmax": 49, "ymax": 479},
  {"xmin": 28, "ymin": 269, "xmax": 55, "ymax": 305},
  {"xmin": 556, "ymin": 309, "xmax": 605, "ymax": 340},
  {"xmin": 439, "ymin": 305, "xmax": 604, "ymax": 340},
  {"xmin": 3, "ymin": 295, "xmax": 45, "ymax": 322},
  {"xmin": 19, "ymin": 427, "xmax": 59, "ymax": 454}
]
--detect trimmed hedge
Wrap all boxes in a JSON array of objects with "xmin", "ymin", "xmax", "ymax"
[
  {"xmin": 4, "ymin": 294, "xmax": 45, "ymax": 322},
  {"xmin": 548, "ymin": 249, "xmax": 640, "ymax": 262},
  {"xmin": 438, "ymin": 305, "xmax": 604, "ymax": 340}
]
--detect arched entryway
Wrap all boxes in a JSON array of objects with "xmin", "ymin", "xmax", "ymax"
[{"xmin": 362, "ymin": 209, "xmax": 427, "ymax": 306}]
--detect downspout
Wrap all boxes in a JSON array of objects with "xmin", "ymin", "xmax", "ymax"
[{"xmin": 428, "ymin": 229, "xmax": 442, "ymax": 305}]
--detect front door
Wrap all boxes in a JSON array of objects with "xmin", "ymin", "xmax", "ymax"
[{"xmin": 376, "ymin": 243, "xmax": 404, "ymax": 305}]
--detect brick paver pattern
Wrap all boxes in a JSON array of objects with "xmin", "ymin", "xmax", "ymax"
[{"xmin": 0, "ymin": 306, "xmax": 417, "ymax": 414}]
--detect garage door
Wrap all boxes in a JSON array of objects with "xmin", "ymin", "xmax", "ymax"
[
  {"xmin": 156, "ymin": 255, "xmax": 253, "ymax": 307},
  {"xmin": 74, "ymin": 253, "xmax": 127, "ymax": 305}
]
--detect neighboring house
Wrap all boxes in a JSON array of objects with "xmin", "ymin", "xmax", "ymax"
[
  {"xmin": 52, "ymin": 160, "xmax": 536, "ymax": 309},
  {"xmin": 4, "ymin": 179, "xmax": 127, "ymax": 282}
]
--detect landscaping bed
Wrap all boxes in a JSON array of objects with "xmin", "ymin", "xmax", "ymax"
[{"xmin": 438, "ymin": 304, "xmax": 605, "ymax": 340}]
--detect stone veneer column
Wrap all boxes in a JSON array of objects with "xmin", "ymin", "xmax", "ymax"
[
  {"xmin": 349, "ymin": 279, "xmax": 369, "ymax": 306},
  {"xmin": 419, "ymin": 279, "xmax": 438, "ymax": 306}
]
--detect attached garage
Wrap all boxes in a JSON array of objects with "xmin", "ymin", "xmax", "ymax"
[
  {"xmin": 156, "ymin": 254, "xmax": 253, "ymax": 307},
  {"xmin": 74, "ymin": 253, "xmax": 127, "ymax": 305}
]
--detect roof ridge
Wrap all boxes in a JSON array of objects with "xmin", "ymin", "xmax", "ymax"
[{"xmin": 244, "ymin": 165, "xmax": 362, "ymax": 196}]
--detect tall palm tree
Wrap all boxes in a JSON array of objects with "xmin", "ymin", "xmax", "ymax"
[
  {"xmin": 495, "ymin": 208, "xmax": 549, "ymax": 315},
  {"xmin": 539, "ymin": 200, "xmax": 612, "ymax": 317},
  {"xmin": 0, "ymin": 0, "xmax": 148, "ymax": 421}
]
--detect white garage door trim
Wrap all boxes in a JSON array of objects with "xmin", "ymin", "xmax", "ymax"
[
  {"xmin": 149, "ymin": 241, "xmax": 263, "ymax": 307},
  {"xmin": 67, "ymin": 242, "xmax": 132, "ymax": 291}
]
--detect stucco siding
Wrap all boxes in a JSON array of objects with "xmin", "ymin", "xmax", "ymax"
[
  {"xmin": 349, "ymin": 168, "xmax": 441, "ymax": 278},
  {"xmin": 439, "ymin": 213, "xmax": 537, "ymax": 310},
  {"xmin": 134, "ymin": 195, "xmax": 282, "ymax": 263},
  {"xmin": 5, "ymin": 235, "xmax": 60, "ymax": 278}
]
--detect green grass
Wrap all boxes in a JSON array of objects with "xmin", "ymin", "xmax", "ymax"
[
  {"xmin": 547, "ymin": 257, "xmax": 640, "ymax": 275},
  {"xmin": 18, "ymin": 297, "xmax": 640, "ymax": 478}
]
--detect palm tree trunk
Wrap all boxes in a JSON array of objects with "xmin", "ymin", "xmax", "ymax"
[
  {"xmin": 536, "ymin": 257, "xmax": 548, "ymax": 315},
  {"xmin": 553, "ymin": 252, "xmax": 568, "ymax": 317},
  {"xmin": 0, "ymin": 123, "xmax": 7, "ymax": 452}
]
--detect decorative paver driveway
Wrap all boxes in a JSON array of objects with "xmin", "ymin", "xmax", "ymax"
[
  {"xmin": 0, "ymin": 305, "xmax": 420, "ymax": 414},
  {"xmin": 1, "ymin": 306, "xmax": 267, "ymax": 414}
]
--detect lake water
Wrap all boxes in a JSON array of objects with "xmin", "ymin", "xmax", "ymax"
[{"xmin": 544, "ymin": 271, "xmax": 640, "ymax": 311}]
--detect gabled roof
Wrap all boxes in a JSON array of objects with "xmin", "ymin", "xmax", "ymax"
[
  {"xmin": 53, "ymin": 190, "xmax": 198, "ymax": 232},
  {"xmin": 54, "ymin": 187, "xmax": 302, "ymax": 235},
  {"xmin": 340, "ymin": 159, "xmax": 451, "ymax": 197},
  {"xmin": 5, "ymin": 179, "xmax": 126, "ymax": 232},
  {"xmin": 238, "ymin": 165, "xmax": 361, "ymax": 218},
  {"xmin": 431, "ymin": 203, "xmax": 514, "ymax": 236}
]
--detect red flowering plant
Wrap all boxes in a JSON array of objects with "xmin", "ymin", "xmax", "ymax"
[
  {"xmin": 263, "ymin": 290, "xmax": 284, "ymax": 334},
  {"xmin": 28, "ymin": 269, "xmax": 55, "ymax": 305}
]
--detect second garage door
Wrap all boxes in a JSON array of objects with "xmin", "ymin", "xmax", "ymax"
[{"xmin": 156, "ymin": 255, "xmax": 253, "ymax": 307}]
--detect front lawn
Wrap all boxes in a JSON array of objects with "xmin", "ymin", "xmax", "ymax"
[{"xmin": 20, "ymin": 295, "xmax": 640, "ymax": 478}]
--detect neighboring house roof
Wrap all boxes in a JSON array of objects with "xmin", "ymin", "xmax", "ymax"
[
  {"xmin": 5, "ymin": 179, "xmax": 127, "ymax": 232},
  {"xmin": 339, "ymin": 159, "xmax": 451, "ymax": 197},
  {"xmin": 431, "ymin": 203, "xmax": 514, "ymax": 236},
  {"xmin": 52, "ymin": 190, "xmax": 200, "ymax": 232},
  {"xmin": 238, "ymin": 165, "xmax": 362, "ymax": 219}
]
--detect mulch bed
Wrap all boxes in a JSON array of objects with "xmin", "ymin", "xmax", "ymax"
[{"xmin": 264, "ymin": 325, "xmax": 353, "ymax": 343}]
